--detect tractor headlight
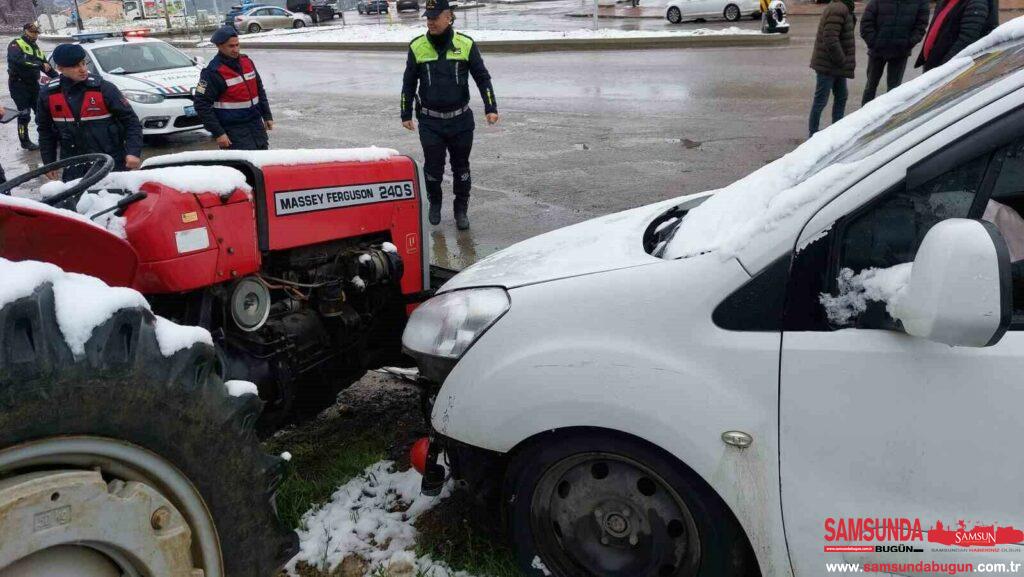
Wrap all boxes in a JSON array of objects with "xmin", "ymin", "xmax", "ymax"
[
  {"xmin": 122, "ymin": 89, "xmax": 165, "ymax": 104},
  {"xmin": 402, "ymin": 287, "xmax": 510, "ymax": 382}
]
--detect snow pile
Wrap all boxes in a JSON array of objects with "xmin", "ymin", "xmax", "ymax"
[
  {"xmin": 97, "ymin": 166, "xmax": 252, "ymax": 197},
  {"xmin": 663, "ymin": 17, "xmax": 1024, "ymax": 261},
  {"xmin": 76, "ymin": 189, "xmax": 128, "ymax": 238},
  {"xmin": 225, "ymin": 380, "xmax": 260, "ymax": 397},
  {"xmin": 237, "ymin": 24, "xmax": 760, "ymax": 44},
  {"xmin": 143, "ymin": 147, "xmax": 400, "ymax": 169},
  {"xmin": 819, "ymin": 263, "xmax": 913, "ymax": 325},
  {"xmin": 288, "ymin": 460, "xmax": 477, "ymax": 577},
  {"xmin": 0, "ymin": 258, "xmax": 213, "ymax": 357}
]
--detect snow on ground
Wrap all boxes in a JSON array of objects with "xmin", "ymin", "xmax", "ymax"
[
  {"xmin": 236, "ymin": 23, "xmax": 759, "ymax": 44},
  {"xmin": 819, "ymin": 263, "xmax": 913, "ymax": 325},
  {"xmin": 143, "ymin": 147, "xmax": 399, "ymax": 168},
  {"xmin": 288, "ymin": 460, "xmax": 479, "ymax": 577},
  {"xmin": 0, "ymin": 258, "xmax": 213, "ymax": 358},
  {"xmin": 663, "ymin": 16, "xmax": 1024, "ymax": 261}
]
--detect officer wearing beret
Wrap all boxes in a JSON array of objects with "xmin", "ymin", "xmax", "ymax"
[
  {"xmin": 401, "ymin": 0, "xmax": 498, "ymax": 230},
  {"xmin": 37, "ymin": 44, "xmax": 143, "ymax": 181},
  {"xmin": 8, "ymin": 22, "xmax": 57, "ymax": 150},
  {"xmin": 193, "ymin": 26, "xmax": 274, "ymax": 150}
]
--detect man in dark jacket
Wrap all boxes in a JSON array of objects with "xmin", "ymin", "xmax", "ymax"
[
  {"xmin": 400, "ymin": 0, "xmax": 498, "ymax": 230},
  {"xmin": 809, "ymin": 0, "xmax": 856, "ymax": 136},
  {"xmin": 193, "ymin": 26, "xmax": 273, "ymax": 150},
  {"xmin": 36, "ymin": 44, "xmax": 143, "ymax": 182},
  {"xmin": 7, "ymin": 22, "xmax": 58, "ymax": 150},
  {"xmin": 859, "ymin": 0, "xmax": 930, "ymax": 103},
  {"xmin": 915, "ymin": 0, "xmax": 996, "ymax": 70}
]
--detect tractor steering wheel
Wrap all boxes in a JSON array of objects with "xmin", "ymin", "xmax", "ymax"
[{"xmin": 0, "ymin": 154, "xmax": 114, "ymax": 207}]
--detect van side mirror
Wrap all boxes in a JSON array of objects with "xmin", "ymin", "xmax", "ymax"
[
  {"xmin": 895, "ymin": 218, "xmax": 1011, "ymax": 347},
  {"xmin": 193, "ymin": 55, "xmax": 205, "ymax": 65}
]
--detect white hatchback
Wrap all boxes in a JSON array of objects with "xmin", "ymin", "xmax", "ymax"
[
  {"xmin": 403, "ymin": 18, "xmax": 1024, "ymax": 577},
  {"xmin": 665, "ymin": 0, "xmax": 759, "ymax": 23}
]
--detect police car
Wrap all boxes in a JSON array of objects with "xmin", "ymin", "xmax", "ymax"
[{"xmin": 63, "ymin": 31, "xmax": 205, "ymax": 135}]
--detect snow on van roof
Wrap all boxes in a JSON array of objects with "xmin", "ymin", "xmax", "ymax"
[
  {"xmin": 662, "ymin": 16, "xmax": 1024, "ymax": 261},
  {"xmin": 142, "ymin": 147, "xmax": 400, "ymax": 169}
]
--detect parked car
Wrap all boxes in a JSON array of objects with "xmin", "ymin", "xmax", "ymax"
[
  {"xmin": 235, "ymin": 5, "xmax": 312, "ymax": 32},
  {"xmin": 665, "ymin": 0, "xmax": 758, "ymax": 23},
  {"xmin": 357, "ymin": 0, "xmax": 388, "ymax": 14},
  {"xmin": 224, "ymin": 2, "xmax": 270, "ymax": 25},
  {"xmin": 397, "ymin": 0, "xmax": 419, "ymax": 11},
  {"xmin": 403, "ymin": 23, "xmax": 1024, "ymax": 577},
  {"xmin": 287, "ymin": 0, "xmax": 336, "ymax": 22},
  {"xmin": 61, "ymin": 33, "xmax": 204, "ymax": 135}
]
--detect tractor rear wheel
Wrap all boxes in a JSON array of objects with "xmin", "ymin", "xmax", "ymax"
[{"xmin": 0, "ymin": 284, "xmax": 298, "ymax": 577}]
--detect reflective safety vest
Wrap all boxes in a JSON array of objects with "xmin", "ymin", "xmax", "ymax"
[
  {"xmin": 213, "ymin": 55, "xmax": 261, "ymax": 124},
  {"xmin": 410, "ymin": 32, "xmax": 473, "ymax": 64},
  {"xmin": 15, "ymin": 37, "xmax": 45, "ymax": 61},
  {"xmin": 46, "ymin": 83, "xmax": 111, "ymax": 124}
]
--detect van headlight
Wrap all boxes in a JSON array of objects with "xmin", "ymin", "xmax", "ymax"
[
  {"xmin": 402, "ymin": 287, "xmax": 510, "ymax": 382},
  {"xmin": 122, "ymin": 89, "xmax": 165, "ymax": 104}
]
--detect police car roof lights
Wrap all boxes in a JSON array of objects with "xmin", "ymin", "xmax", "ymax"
[
  {"xmin": 71, "ymin": 31, "xmax": 115, "ymax": 42},
  {"xmin": 122, "ymin": 28, "xmax": 152, "ymax": 39}
]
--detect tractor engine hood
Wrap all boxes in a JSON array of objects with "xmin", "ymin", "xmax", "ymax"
[{"xmin": 440, "ymin": 192, "xmax": 714, "ymax": 292}]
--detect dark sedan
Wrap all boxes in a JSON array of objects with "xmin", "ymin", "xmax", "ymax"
[
  {"xmin": 357, "ymin": 0, "xmax": 388, "ymax": 14},
  {"xmin": 397, "ymin": 0, "xmax": 418, "ymax": 11}
]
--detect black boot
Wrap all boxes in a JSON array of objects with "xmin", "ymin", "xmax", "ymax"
[
  {"xmin": 454, "ymin": 200, "xmax": 470, "ymax": 231},
  {"xmin": 18, "ymin": 122, "xmax": 38, "ymax": 151},
  {"xmin": 428, "ymin": 202, "xmax": 441, "ymax": 225}
]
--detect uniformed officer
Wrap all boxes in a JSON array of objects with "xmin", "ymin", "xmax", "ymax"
[
  {"xmin": 7, "ymin": 22, "xmax": 57, "ymax": 150},
  {"xmin": 37, "ymin": 44, "xmax": 143, "ymax": 182},
  {"xmin": 193, "ymin": 26, "xmax": 274, "ymax": 151},
  {"xmin": 401, "ymin": 0, "xmax": 498, "ymax": 230}
]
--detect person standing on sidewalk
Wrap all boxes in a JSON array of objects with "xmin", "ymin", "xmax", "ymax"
[
  {"xmin": 400, "ymin": 0, "xmax": 499, "ymax": 231},
  {"xmin": 194, "ymin": 26, "xmax": 274, "ymax": 150},
  {"xmin": 808, "ymin": 0, "xmax": 856, "ymax": 137},
  {"xmin": 859, "ymin": 0, "xmax": 930, "ymax": 103},
  {"xmin": 7, "ymin": 22, "xmax": 57, "ymax": 150},
  {"xmin": 914, "ymin": 0, "xmax": 996, "ymax": 71}
]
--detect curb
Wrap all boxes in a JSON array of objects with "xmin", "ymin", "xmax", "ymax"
[{"xmin": 230, "ymin": 32, "xmax": 787, "ymax": 52}]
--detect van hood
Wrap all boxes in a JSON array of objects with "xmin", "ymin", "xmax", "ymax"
[{"xmin": 440, "ymin": 192, "xmax": 713, "ymax": 292}]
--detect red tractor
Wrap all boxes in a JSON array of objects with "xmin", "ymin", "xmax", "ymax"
[{"xmin": 0, "ymin": 150, "xmax": 445, "ymax": 576}]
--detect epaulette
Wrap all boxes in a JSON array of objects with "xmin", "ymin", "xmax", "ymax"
[{"xmin": 84, "ymin": 74, "xmax": 103, "ymax": 88}]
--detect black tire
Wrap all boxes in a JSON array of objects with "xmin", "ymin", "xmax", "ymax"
[
  {"xmin": 505, "ymin": 431, "xmax": 758, "ymax": 577},
  {"xmin": 293, "ymin": 18, "xmax": 306, "ymax": 26},
  {"xmin": 248, "ymin": 22, "xmax": 262, "ymax": 32},
  {"xmin": 0, "ymin": 284, "xmax": 298, "ymax": 577},
  {"xmin": 667, "ymin": 5, "xmax": 682, "ymax": 22},
  {"xmin": 724, "ymin": 3, "xmax": 740, "ymax": 21}
]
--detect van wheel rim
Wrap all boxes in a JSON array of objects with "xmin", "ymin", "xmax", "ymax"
[{"xmin": 529, "ymin": 452, "xmax": 700, "ymax": 577}]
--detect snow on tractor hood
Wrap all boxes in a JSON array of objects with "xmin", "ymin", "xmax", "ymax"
[
  {"xmin": 440, "ymin": 192, "xmax": 714, "ymax": 292},
  {"xmin": 142, "ymin": 147, "xmax": 400, "ymax": 168}
]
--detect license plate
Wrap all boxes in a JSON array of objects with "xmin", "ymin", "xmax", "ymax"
[{"xmin": 184, "ymin": 105, "xmax": 197, "ymax": 117}]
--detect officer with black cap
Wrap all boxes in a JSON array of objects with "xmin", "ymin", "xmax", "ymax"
[
  {"xmin": 7, "ymin": 22, "xmax": 57, "ymax": 150},
  {"xmin": 193, "ymin": 25, "xmax": 274, "ymax": 151},
  {"xmin": 401, "ymin": 0, "xmax": 498, "ymax": 230},
  {"xmin": 37, "ymin": 43, "xmax": 143, "ymax": 182}
]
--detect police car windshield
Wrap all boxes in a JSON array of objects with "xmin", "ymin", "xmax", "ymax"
[{"xmin": 92, "ymin": 42, "xmax": 194, "ymax": 75}]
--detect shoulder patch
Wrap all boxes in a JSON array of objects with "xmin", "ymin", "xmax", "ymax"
[
  {"xmin": 85, "ymin": 75, "xmax": 102, "ymax": 87},
  {"xmin": 46, "ymin": 79, "xmax": 61, "ymax": 89},
  {"xmin": 195, "ymin": 79, "xmax": 208, "ymax": 95}
]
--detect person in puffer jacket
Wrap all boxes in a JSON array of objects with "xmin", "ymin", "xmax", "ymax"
[
  {"xmin": 808, "ymin": 0, "xmax": 856, "ymax": 136},
  {"xmin": 915, "ymin": 0, "xmax": 997, "ymax": 71},
  {"xmin": 859, "ymin": 0, "xmax": 930, "ymax": 103}
]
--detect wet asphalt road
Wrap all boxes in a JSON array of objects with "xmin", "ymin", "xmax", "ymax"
[{"xmin": 0, "ymin": 11, "xmax": 904, "ymax": 269}]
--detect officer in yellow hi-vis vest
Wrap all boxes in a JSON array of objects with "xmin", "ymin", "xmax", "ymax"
[
  {"xmin": 7, "ymin": 23, "xmax": 57, "ymax": 150},
  {"xmin": 400, "ymin": 0, "xmax": 498, "ymax": 230}
]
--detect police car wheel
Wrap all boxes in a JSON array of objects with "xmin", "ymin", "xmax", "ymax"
[
  {"xmin": 667, "ymin": 6, "xmax": 682, "ymax": 22},
  {"xmin": 248, "ymin": 22, "xmax": 262, "ymax": 32},
  {"xmin": 723, "ymin": 3, "xmax": 740, "ymax": 20}
]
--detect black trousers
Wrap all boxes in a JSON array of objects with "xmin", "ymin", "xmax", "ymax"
[
  {"xmin": 225, "ymin": 121, "xmax": 269, "ymax": 150},
  {"xmin": 8, "ymin": 80, "xmax": 39, "ymax": 142},
  {"xmin": 862, "ymin": 54, "xmax": 908, "ymax": 104},
  {"xmin": 418, "ymin": 111, "xmax": 474, "ymax": 208}
]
